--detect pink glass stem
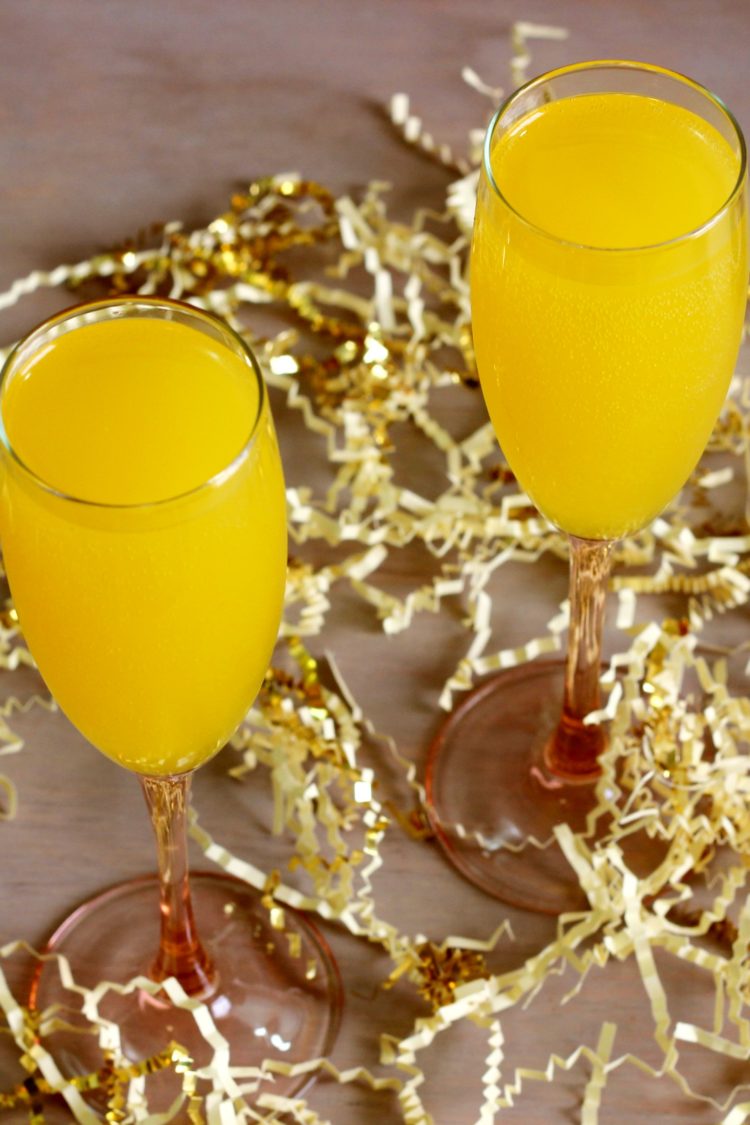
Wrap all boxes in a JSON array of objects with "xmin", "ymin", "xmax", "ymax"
[
  {"xmin": 140, "ymin": 773, "xmax": 216, "ymax": 998},
  {"xmin": 544, "ymin": 535, "xmax": 613, "ymax": 781}
]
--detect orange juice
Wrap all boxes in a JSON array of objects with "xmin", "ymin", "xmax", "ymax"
[
  {"xmin": 0, "ymin": 312, "xmax": 287, "ymax": 774},
  {"xmin": 471, "ymin": 92, "xmax": 747, "ymax": 539}
]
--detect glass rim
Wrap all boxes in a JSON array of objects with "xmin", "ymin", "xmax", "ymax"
[
  {"xmin": 0, "ymin": 295, "xmax": 268, "ymax": 511},
  {"xmin": 482, "ymin": 58, "xmax": 748, "ymax": 254}
]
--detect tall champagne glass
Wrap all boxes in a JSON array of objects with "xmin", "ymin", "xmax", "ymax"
[
  {"xmin": 425, "ymin": 62, "xmax": 748, "ymax": 914},
  {"xmin": 0, "ymin": 298, "xmax": 342, "ymax": 1106}
]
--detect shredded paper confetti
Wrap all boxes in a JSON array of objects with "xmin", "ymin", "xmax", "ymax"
[{"xmin": 3, "ymin": 22, "xmax": 750, "ymax": 1124}]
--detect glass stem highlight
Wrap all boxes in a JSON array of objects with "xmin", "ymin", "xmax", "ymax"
[
  {"xmin": 140, "ymin": 773, "xmax": 215, "ymax": 998},
  {"xmin": 544, "ymin": 536, "xmax": 613, "ymax": 780}
]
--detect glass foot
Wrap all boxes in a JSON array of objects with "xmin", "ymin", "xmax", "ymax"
[
  {"xmin": 29, "ymin": 872, "xmax": 343, "ymax": 1114},
  {"xmin": 425, "ymin": 661, "xmax": 605, "ymax": 915}
]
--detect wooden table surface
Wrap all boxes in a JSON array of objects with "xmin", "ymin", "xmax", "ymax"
[{"xmin": 1, "ymin": 2, "xmax": 750, "ymax": 1122}]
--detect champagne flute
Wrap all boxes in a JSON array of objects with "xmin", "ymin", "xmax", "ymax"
[
  {"xmin": 0, "ymin": 298, "xmax": 342, "ymax": 1107},
  {"xmin": 425, "ymin": 61, "xmax": 748, "ymax": 914}
]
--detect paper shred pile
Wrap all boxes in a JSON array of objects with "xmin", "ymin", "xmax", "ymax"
[{"xmin": 2, "ymin": 22, "xmax": 750, "ymax": 1124}]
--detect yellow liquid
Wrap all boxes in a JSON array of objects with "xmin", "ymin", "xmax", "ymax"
[
  {"xmin": 471, "ymin": 92, "xmax": 747, "ymax": 539},
  {"xmin": 0, "ymin": 316, "xmax": 287, "ymax": 775}
]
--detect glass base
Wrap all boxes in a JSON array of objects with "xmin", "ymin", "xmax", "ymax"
[
  {"xmin": 29, "ymin": 872, "xmax": 343, "ymax": 1114},
  {"xmin": 425, "ymin": 661, "xmax": 605, "ymax": 915}
]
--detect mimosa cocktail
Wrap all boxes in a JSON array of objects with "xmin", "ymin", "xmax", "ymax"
[
  {"xmin": 1, "ymin": 315, "xmax": 287, "ymax": 773},
  {"xmin": 0, "ymin": 299, "xmax": 341, "ymax": 1108},
  {"xmin": 471, "ymin": 92, "xmax": 747, "ymax": 540},
  {"xmin": 426, "ymin": 62, "xmax": 748, "ymax": 914}
]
